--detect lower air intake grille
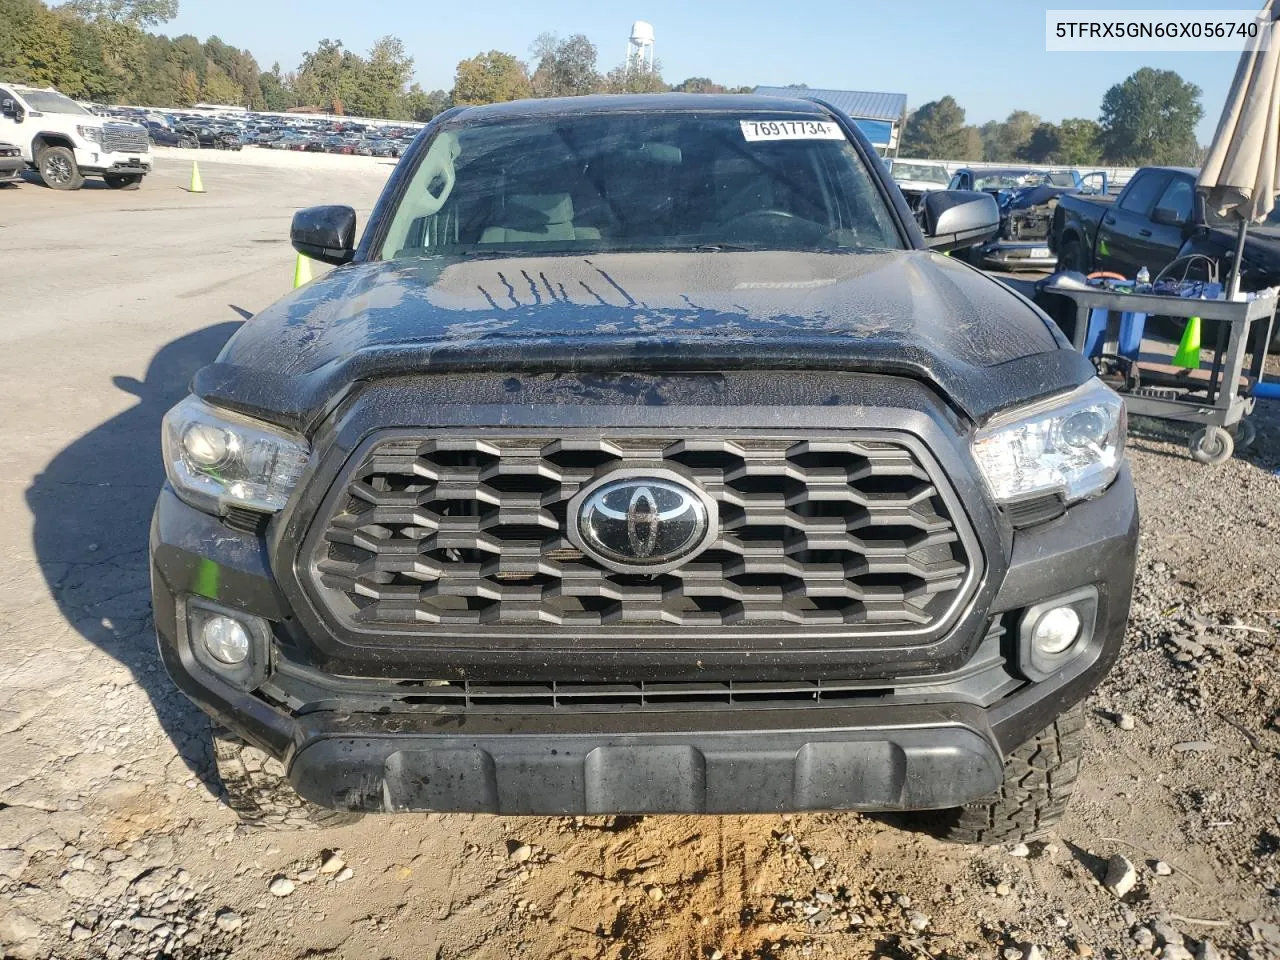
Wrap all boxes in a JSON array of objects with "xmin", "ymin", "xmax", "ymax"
[{"xmin": 308, "ymin": 433, "xmax": 975, "ymax": 638}]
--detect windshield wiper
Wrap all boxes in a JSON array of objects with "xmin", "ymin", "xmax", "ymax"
[{"xmin": 690, "ymin": 243, "xmax": 758, "ymax": 252}]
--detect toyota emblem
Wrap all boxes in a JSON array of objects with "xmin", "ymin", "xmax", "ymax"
[{"xmin": 567, "ymin": 470, "xmax": 719, "ymax": 574}]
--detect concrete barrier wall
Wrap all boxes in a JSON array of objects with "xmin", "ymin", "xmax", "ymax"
[{"xmin": 894, "ymin": 157, "xmax": 1139, "ymax": 190}]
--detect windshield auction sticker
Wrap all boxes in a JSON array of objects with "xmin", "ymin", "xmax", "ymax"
[
  {"xmin": 740, "ymin": 120, "xmax": 845, "ymax": 141},
  {"xmin": 1046, "ymin": 10, "xmax": 1271, "ymax": 51}
]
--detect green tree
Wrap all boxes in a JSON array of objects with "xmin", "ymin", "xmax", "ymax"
[
  {"xmin": 400, "ymin": 83, "xmax": 449, "ymax": 121},
  {"xmin": 601, "ymin": 59, "xmax": 668, "ymax": 94},
  {"xmin": 957, "ymin": 125, "xmax": 984, "ymax": 161},
  {"xmin": 980, "ymin": 110, "xmax": 1040, "ymax": 161},
  {"xmin": 451, "ymin": 49, "xmax": 530, "ymax": 105},
  {"xmin": 201, "ymin": 61, "xmax": 241, "ymax": 104},
  {"xmin": 202, "ymin": 35, "xmax": 261, "ymax": 108},
  {"xmin": 529, "ymin": 33, "xmax": 599, "ymax": 98},
  {"xmin": 61, "ymin": 0, "xmax": 175, "ymax": 27},
  {"xmin": 901, "ymin": 96, "xmax": 969, "ymax": 158},
  {"xmin": 673, "ymin": 76, "xmax": 725, "ymax": 94},
  {"xmin": 175, "ymin": 66, "xmax": 197, "ymax": 104},
  {"xmin": 258, "ymin": 63, "xmax": 292, "ymax": 111},
  {"xmin": 1053, "ymin": 118, "xmax": 1102, "ymax": 165},
  {"xmin": 1098, "ymin": 67, "xmax": 1202, "ymax": 165},
  {"xmin": 354, "ymin": 34, "xmax": 413, "ymax": 118},
  {"xmin": 294, "ymin": 38, "xmax": 362, "ymax": 111},
  {"xmin": 1019, "ymin": 123, "xmax": 1056, "ymax": 163},
  {"xmin": 0, "ymin": 0, "xmax": 75, "ymax": 89}
]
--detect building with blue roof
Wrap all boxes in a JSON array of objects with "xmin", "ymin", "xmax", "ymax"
[{"xmin": 752, "ymin": 86, "xmax": 908, "ymax": 156}]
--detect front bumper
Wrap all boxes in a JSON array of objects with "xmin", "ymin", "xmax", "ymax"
[
  {"xmin": 150, "ymin": 460, "xmax": 1138, "ymax": 815},
  {"xmin": 978, "ymin": 241, "xmax": 1058, "ymax": 271},
  {"xmin": 0, "ymin": 157, "xmax": 22, "ymax": 183},
  {"xmin": 75, "ymin": 147, "xmax": 151, "ymax": 176}
]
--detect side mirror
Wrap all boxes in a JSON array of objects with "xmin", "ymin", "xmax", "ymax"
[
  {"xmin": 1, "ymin": 99, "xmax": 23, "ymax": 122},
  {"xmin": 1151, "ymin": 206, "xmax": 1186, "ymax": 227},
  {"xmin": 922, "ymin": 190, "xmax": 1000, "ymax": 252},
  {"xmin": 291, "ymin": 205, "xmax": 357, "ymax": 265}
]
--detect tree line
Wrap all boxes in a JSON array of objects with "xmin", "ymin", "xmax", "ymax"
[
  {"xmin": 450, "ymin": 34, "xmax": 752, "ymax": 105},
  {"xmin": 1, "ymin": 0, "xmax": 1205, "ymax": 166},
  {"xmin": 0, "ymin": 0, "xmax": 445, "ymax": 119},
  {"xmin": 0, "ymin": 0, "xmax": 742, "ymax": 121},
  {"xmin": 901, "ymin": 67, "xmax": 1205, "ymax": 167}
]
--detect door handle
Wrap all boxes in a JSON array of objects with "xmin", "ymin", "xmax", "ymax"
[
  {"xmin": 1103, "ymin": 215, "xmax": 1116, "ymax": 225},
  {"xmin": 1138, "ymin": 229, "xmax": 1152, "ymax": 237}
]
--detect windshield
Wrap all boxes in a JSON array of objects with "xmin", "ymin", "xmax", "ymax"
[
  {"xmin": 891, "ymin": 161, "xmax": 949, "ymax": 185},
  {"xmin": 18, "ymin": 89, "xmax": 90, "ymax": 116},
  {"xmin": 974, "ymin": 171, "xmax": 1056, "ymax": 190},
  {"xmin": 379, "ymin": 112, "xmax": 904, "ymax": 260}
]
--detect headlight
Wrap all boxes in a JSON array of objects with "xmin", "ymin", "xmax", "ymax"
[
  {"xmin": 971, "ymin": 379, "xmax": 1125, "ymax": 504},
  {"xmin": 77, "ymin": 125, "xmax": 102, "ymax": 143},
  {"xmin": 162, "ymin": 396, "xmax": 309, "ymax": 515}
]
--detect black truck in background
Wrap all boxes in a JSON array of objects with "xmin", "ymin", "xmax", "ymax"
[
  {"xmin": 1049, "ymin": 166, "xmax": 1280, "ymax": 348},
  {"xmin": 1051, "ymin": 165, "xmax": 1280, "ymax": 288}
]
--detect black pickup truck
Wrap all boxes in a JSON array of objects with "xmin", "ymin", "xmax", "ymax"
[
  {"xmin": 150, "ymin": 94, "xmax": 1136, "ymax": 842},
  {"xmin": 1052, "ymin": 165, "xmax": 1280, "ymax": 287}
]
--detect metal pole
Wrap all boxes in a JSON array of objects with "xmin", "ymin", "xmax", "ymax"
[{"xmin": 1229, "ymin": 218, "xmax": 1248, "ymax": 299}]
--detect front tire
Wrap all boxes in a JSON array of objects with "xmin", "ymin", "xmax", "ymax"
[
  {"xmin": 104, "ymin": 173, "xmax": 143, "ymax": 190},
  {"xmin": 1057, "ymin": 235, "xmax": 1087, "ymax": 273},
  {"xmin": 921, "ymin": 703, "xmax": 1085, "ymax": 844},
  {"xmin": 37, "ymin": 146, "xmax": 84, "ymax": 190},
  {"xmin": 212, "ymin": 728, "xmax": 363, "ymax": 831}
]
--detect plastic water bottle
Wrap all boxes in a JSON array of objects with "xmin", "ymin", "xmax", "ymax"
[{"xmin": 1136, "ymin": 266, "xmax": 1150, "ymax": 290}]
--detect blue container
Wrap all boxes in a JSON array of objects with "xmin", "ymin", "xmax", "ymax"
[{"xmin": 1083, "ymin": 309, "xmax": 1147, "ymax": 359}]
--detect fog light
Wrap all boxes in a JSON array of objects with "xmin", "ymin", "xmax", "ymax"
[
  {"xmin": 1031, "ymin": 606, "xmax": 1082, "ymax": 655},
  {"xmin": 200, "ymin": 615, "xmax": 250, "ymax": 664}
]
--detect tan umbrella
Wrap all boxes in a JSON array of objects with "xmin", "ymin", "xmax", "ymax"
[{"xmin": 1197, "ymin": 0, "xmax": 1280, "ymax": 296}]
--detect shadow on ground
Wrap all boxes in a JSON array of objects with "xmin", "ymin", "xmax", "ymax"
[{"xmin": 26, "ymin": 321, "xmax": 242, "ymax": 785}]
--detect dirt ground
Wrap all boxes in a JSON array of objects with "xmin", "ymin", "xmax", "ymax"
[{"xmin": 1, "ymin": 155, "xmax": 1279, "ymax": 960}]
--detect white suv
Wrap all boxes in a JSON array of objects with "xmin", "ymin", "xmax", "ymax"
[{"xmin": 0, "ymin": 84, "xmax": 151, "ymax": 190}]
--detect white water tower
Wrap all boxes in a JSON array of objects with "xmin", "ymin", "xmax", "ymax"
[{"xmin": 627, "ymin": 21, "xmax": 655, "ymax": 72}]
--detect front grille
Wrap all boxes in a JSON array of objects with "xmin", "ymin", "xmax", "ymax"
[
  {"xmin": 101, "ymin": 123, "xmax": 149, "ymax": 154},
  {"xmin": 309, "ymin": 433, "xmax": 975, "ymax": 637}
]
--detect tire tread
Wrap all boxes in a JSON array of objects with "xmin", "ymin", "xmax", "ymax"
[
  {"xmin": 924, "ymin": 703, "xmax": 1086, "ymax": 844},
  {"xmin": 212, "ymin": 728, "xmax": 362, "ymax": 831}
]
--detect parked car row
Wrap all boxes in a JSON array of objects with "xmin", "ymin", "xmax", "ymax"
[{"xmin": 101, "ymin": 105, "xmax": 422, "ymax": 158}]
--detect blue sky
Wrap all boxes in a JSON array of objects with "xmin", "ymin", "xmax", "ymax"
[{"xmin": 162, "ymin": 0, "xmax": 1247, "ymax": 140}]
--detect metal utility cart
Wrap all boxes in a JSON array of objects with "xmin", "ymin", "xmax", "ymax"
[{"xmin": 1045, "ymin": 282, "xmax": 1277, "ymax": 464}]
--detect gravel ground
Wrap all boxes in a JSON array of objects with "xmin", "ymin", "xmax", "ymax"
[{"xmin": 1, "ymin": 154, "xmax": 1279, "ymax": 960}]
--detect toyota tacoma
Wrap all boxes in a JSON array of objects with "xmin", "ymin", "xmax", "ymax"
[{"xmin": 151, "ymin": 95, "xmax": 1136, "ymax": 840}]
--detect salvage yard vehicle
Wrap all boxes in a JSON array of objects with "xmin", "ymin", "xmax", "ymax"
[
  {"xmin": 887, "ymin": 159, "xmax": 951, "ymax": 210},
  {"xmin": 1052, "ymin": 165, "xmax": 1280, "ymax": 285},
  {"xmin": 151, "ymin": 94, "xmax": 1136, "ymax": 840},
  {"xmin": 950, "ymin": 167, "xmax": 1106, "ymax": 271},
  {"xmin": 148, "ymin": 124, "xmax": 199, "ymax": 149},
  {"xmin": 0, "ymin": 141, "xmax": 22, "ymax": 185},
  {"xmin": 0, "ymin": 83, "xmax": 151, "ymax": 190}
]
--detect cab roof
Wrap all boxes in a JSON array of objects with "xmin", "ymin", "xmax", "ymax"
[{"xmin": 448, "ymin": 93, "xmax": 833, "ymax": 122}]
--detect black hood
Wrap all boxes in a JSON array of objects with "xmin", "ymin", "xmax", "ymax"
[{"xmin": 198, "ymin": 249, "xmax": 1086, "ymax": 432}]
